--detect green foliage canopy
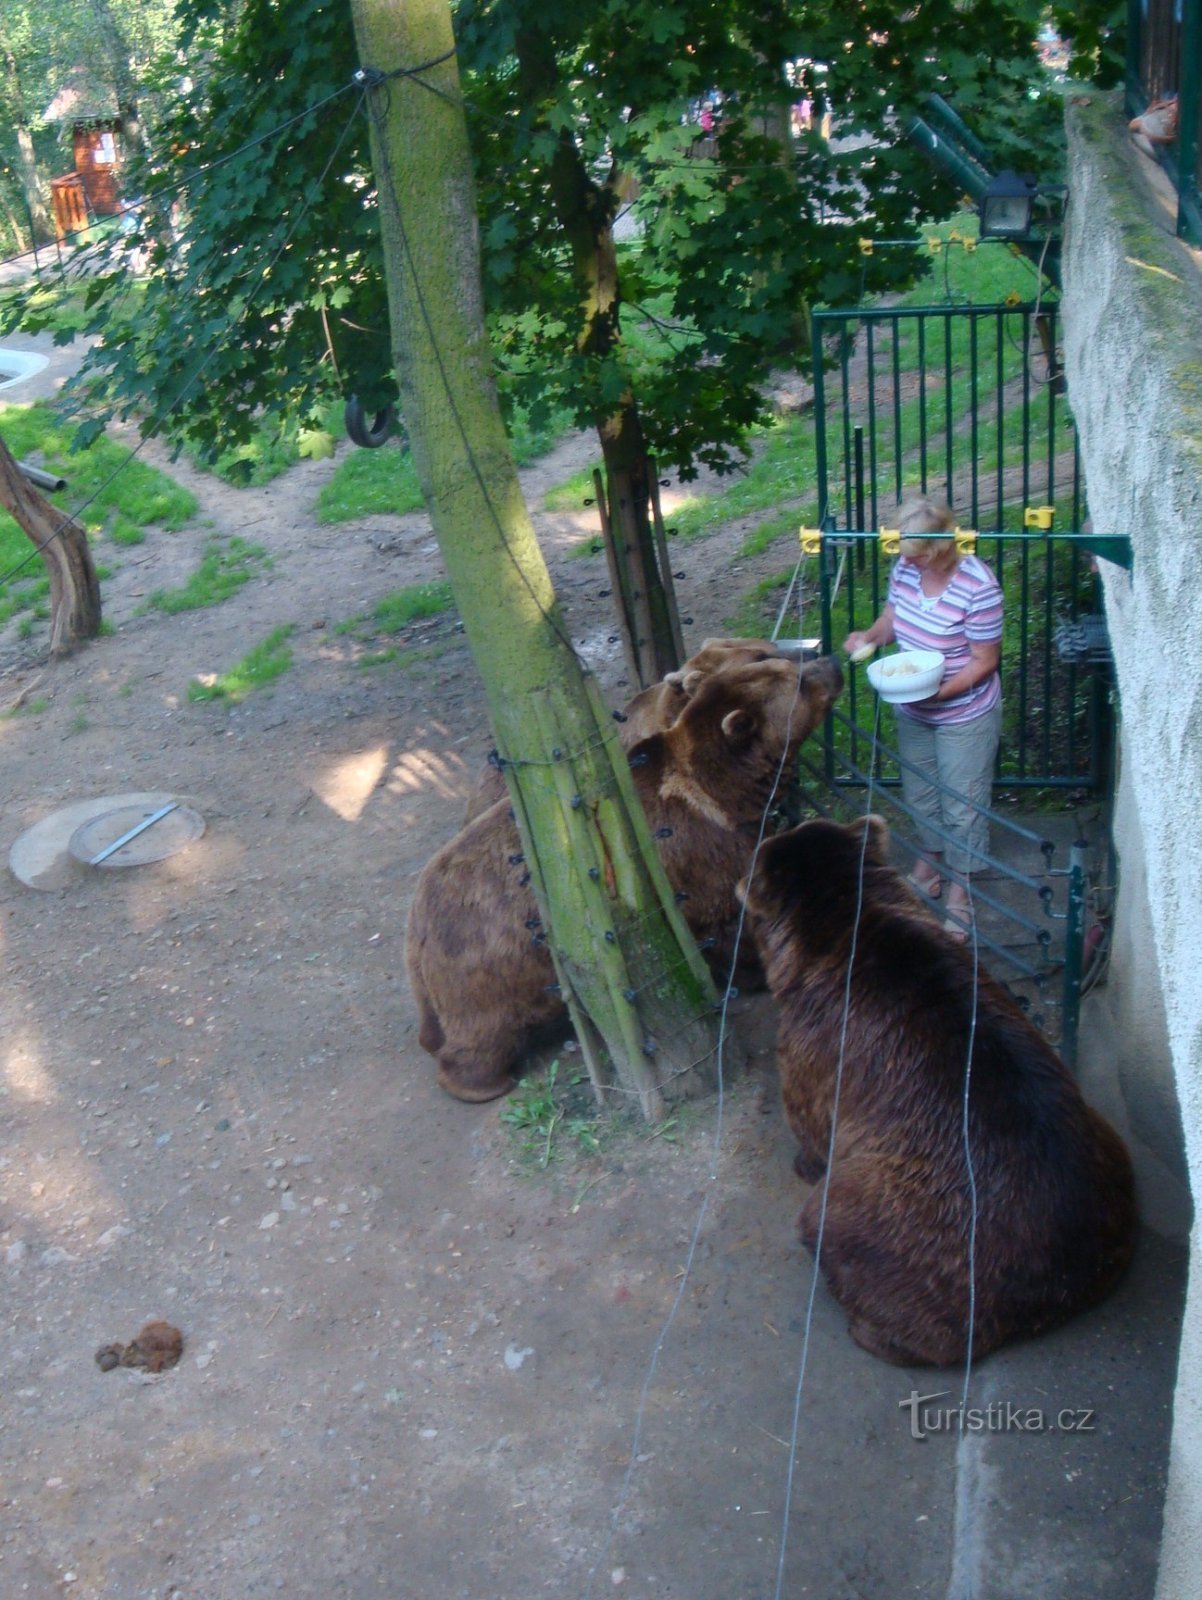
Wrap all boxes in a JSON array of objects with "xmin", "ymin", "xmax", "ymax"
[{"xmin": 3, "ymin": 0, "xmax": 1064, "ymax": 481}]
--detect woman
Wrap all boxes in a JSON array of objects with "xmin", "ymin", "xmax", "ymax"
[{"xmin": 843, "ymin": 496, "xmax": 1003, "ymax": 941}]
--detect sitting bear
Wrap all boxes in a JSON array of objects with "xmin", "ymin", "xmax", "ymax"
[
  {"xmin": 462, "ymin": 637, "xmax": 788, "ymax": 824},
  {"xmin": 740, "ymin": 815, "xmax": 1138, "ymax": 1366},
  {"xmin": 407, "ymin": 654, "xmax": 843, "ymax": 1103}
]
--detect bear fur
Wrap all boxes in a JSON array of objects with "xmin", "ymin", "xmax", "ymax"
[
  {"xmin": 740, "ymin": 815, "xmax": 1138, "ymax": 1366},
  {"xmin": 407, "ymin": 654, "xmax": 843, "ymax": 1103},
  {"xmin": 462, "ymin": 638, "xmax": 787, "ymax": 824}
]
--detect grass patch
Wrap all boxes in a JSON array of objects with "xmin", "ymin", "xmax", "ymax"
[
  {"xmin": 336, "ymin": 581, "xmax": 456, "ymax": 640},
  {"xmin": 188, "ymin": 625, "xmax": 296, "ymax": 703},
  {"xmin": 553, "ymin": 412, "xmax": 819, "ymax": 561},
  {"xmin": 318, "ymin": 401, "xmax": 578, "ymax": 526},
  {"xmin": 501, "ymin": 1061, "xmax": 602, "ymax": 1170},
  {"xmin": 144, "ymin": 536, "xmax": 270, "ymax": 614},
  {"xmin": 0, "ymin": 401, "xmax": 197, "ymax": 630},
  {"xmin": 317, "ymin": 442, "xmax": 423, "ymax": 524}
]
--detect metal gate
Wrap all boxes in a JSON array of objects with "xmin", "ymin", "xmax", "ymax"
[
  {"xmin": 790, "ymin": 300, "xmax": 1123, "ymax": 1062},
  {"xmin": 808, "ymin": 300, "xmax": 1114, "ymax": 793}
]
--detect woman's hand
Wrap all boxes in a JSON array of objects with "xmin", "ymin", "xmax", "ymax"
[{"xmin": 929, "ymin": 639, "xmax": 1001, "ymax": 701}]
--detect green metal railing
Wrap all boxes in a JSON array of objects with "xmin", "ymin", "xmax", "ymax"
[
  {"xmin": 794, "ymin": 300, "xmax": 1115, "ymax": 1063},
  {"xmin": 809, "ymin": 302, "xmax": 1115, "ymax": 792},
  {"xmin": 1127, "ymin": 0, "xmax": 1202, "ymax": 244},
  {"xmin": 802, "ymin": 525, "xmax": 1114, "ymax": 793},
  {"xmin": 791, "ymin": 715, "xmax": 1096, "ymax": 1068}
]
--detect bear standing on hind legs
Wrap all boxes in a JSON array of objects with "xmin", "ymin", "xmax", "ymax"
[
  {"xmin": 739, "ymin": 815, "xmax": 1138, "ymax": 1367},
  {"xmin": 406, "ymin": 655, "xmax": 843, "ymax": 1103}
]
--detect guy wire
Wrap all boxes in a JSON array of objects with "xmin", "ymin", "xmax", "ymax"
[
  {"xmin": 583, "ymin": 636, "xmax": 820, "ymax": 1598},
  {"xmin": 771, "ymin": 689, "xmax": 880, "ymax": 1600}
]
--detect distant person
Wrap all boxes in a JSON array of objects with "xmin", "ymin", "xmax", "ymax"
[{"xmin": 843, "ymin": 495, "xmax": 1003, "ymax": 941}]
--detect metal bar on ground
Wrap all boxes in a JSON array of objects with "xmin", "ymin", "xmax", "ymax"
[{"xmin": 89, "ymin": 803, "xmax": 179, "ymax": 866}]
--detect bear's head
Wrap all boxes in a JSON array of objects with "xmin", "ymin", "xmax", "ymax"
[
  {"xmin": 672, "ymin": 654, "xmax": 843, "ymax": 766},
  {"xmin": 666, "ymin": 637, "xmax": 784, "ymax": 696},
  {"xmin": 739, "ymin": 815, "xmax": 893, "ymax": 956}
]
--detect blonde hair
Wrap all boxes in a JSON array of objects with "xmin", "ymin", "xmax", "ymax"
[{"xmin": 896, "ymin": 495, "xmax": 958, "ymax": 571}]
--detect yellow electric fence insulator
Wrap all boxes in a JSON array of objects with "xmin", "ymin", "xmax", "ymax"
[
  {"xmin": 798, "ymin": 527, "xmax": 823, "ymax": 556},
  {"xmin": 878, "ymin": 525, "xmax": 901, "ymax": 556},
  {"xmin": 947, "ymin": 230, "xmax": 962, "ymax": 245},
  {"xmin": 953, "ymin": 526, "xmax": 978, "ymax": 555},
  {"xmin": 858, "ymin": 237, "xmax": 874, "ymax": 255},
  {"xmin": 926, "ymin": 236, "xmax": 943, "ymax": 253},
  {"xmin": 1024, "ymin": 505, "xmax": 1055, "ymax": 530},
  {"xmin": 1004, "ymin": 290, "xmax": 1022, "ymax": 308},
  {"xmin": 961, "ymin": 237, "xmax": 977, "ymax": 253}
]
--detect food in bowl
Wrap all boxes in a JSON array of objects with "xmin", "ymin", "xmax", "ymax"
[{"xmin": 865, "ymin": 649, "xmax": 944, "ymax": 703}]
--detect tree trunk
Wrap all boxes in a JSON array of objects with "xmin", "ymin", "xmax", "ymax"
[
  {"xmin": 525, "ymin": 76, "xmax": 682, "ymax": 687},
  {"xmin": 2, "ymin": 50, "xmax": 53, "ymax": 245},
  {"xmin": 0, "ymin": 436, "xmax": 102, "ymax": 654},
  {"xmin": 347, "ymin": 0, "xmax": 725, "ymax": 1119}
]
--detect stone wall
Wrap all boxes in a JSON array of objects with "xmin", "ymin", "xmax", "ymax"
[{"xmin": 1062, "ymin": 91, "xmax": 1201, "ymax": 1600}]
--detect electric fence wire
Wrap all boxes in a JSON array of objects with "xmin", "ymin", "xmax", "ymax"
[
  {"xmin": 0, "ymin": 84, "xmax": 371, "ymax": 603},
  {"xmin": 580, "ymin": 627, "xmax": 827, "ymax": 1600}
]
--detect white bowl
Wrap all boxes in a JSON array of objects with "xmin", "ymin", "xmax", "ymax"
[{"xmin": 866, "ymin": 649, "xmax": 944, "ymax": 704}]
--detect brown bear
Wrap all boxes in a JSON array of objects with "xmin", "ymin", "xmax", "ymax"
[
  {"xmin": 740, "ymin": 815, "xmax": 1138, "ymax": 1366},
  {"xmin": 462, "ymin": 637, "xmax": 787, "ymax": 824},
  {"xmin": 407, "ymin": 654, "xmax": 843, "ymax": 1103}
]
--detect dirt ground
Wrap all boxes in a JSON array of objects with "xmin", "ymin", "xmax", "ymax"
[{"xmin": 0, "ymin": 351, "xmax": 1187, "ymax": 1600}]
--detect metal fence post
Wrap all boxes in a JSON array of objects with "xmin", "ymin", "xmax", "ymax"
[{"xmin": 1060, "ymin": 838, "xmax": 1088, "ymax": 1071}]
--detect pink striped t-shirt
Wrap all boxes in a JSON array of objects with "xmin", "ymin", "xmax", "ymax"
[{"xmin": 887, "ymin": 553, "xmax": 1003, "ymax": 726}]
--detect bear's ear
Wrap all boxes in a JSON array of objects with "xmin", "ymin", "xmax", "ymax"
[
  {"xmin": 681, "ymin": 668, "xmax": 705, "ymax": 695},
  {"xmin": 721, "ymin": 706, "xmax": 755, "ymax": 742},
  {"xmin": 851, "ymin": 812, "xmax": 891, "ymax": 863},
  {"xmin": 662, "ymin": 667, "xmax": 686, "ymax": 686}
]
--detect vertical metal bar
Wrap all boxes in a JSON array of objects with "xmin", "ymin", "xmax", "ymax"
[
  {"xmin": 969, "ymin": 312, "xmax": 980, "ymax": 526},
  {"xmin": 1020, "ymin": 307, "xmax": 1033, "ymax": 779},
  {"xmin": 1125, "ymin": 0, "xmax": 1144, "ymax": 112},
  {"xmin": 918, "ymin": 314, "xmax": 928, "ymax": 493},
  {"xmin": 854, "ymin": 426, "xmax": 866, "ymax": 570},
  {"xmin": 891, "ymin": 313, "xmax": 903, "ymax": 506},
  {"xmin": 819, "ymin": 515, "xmax": 837, "ymax": 786},
  {"xmin": 995, "ymin": 310, "xmax": 1005, "ymax": 531},
  {"xmin": 1041, "ymin": 531, "xmax": 1054, "ymax": 776},
  {"xmin": 1176, "ymin": 0, "xmax": 1201, "ymax": 241},
  {"xmin": 943, "ymin": 308, "xmax": 954, "ymax": 502},
  {"xmin": 840, "ymin": 322, "xmax": 854, "ymax": 526},
  {"xmin": 1060, "ymin": 840, "xmax": 1088, "ymax": 1072},
  {"xmin": 812, "ymin": 309, "xmax": 828, "ymax": 518},
  {"xmin": 866, "ymin": 320, "xmax": 878, "ymax": 537}
]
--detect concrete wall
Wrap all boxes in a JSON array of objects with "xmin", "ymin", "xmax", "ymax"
[{"xmin": 1062, "ymin": 92, "xmax": 1201, "ymax": 1600}]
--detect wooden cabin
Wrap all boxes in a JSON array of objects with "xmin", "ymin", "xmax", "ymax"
[{"xmin": 42, "ymin": 73, "xmax": 124, "ymax": 240}]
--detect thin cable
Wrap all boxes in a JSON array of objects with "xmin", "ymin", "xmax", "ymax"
[
  {"xmin": 951, "ymin": 878, "xmax": 982, "ymax": 1599},
  {"xmin": 771, "ymin": 691, "xmax": 879, "ymax": 1600},
  {"xmin": 582, "ymin": 645, "xmax": 822, "ymax": 1599}
]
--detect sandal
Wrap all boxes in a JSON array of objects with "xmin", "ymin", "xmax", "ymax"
[{"xmin": 905, "ymin": 870, "xmax": 942, "ymax": 901}]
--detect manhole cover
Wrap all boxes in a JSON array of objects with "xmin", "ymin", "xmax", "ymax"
[{"xmin": 68, "ymin": 801, "xmax": 206, "ymax": 868}]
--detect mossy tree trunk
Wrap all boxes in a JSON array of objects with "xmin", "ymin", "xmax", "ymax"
[
  {"xmin": 0, "ymin": 435, "xmax": 101, "ymax": 654},
  {"xmin": 348, "ymin": 0, "xmax": 725, "ymax": 1119}
]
